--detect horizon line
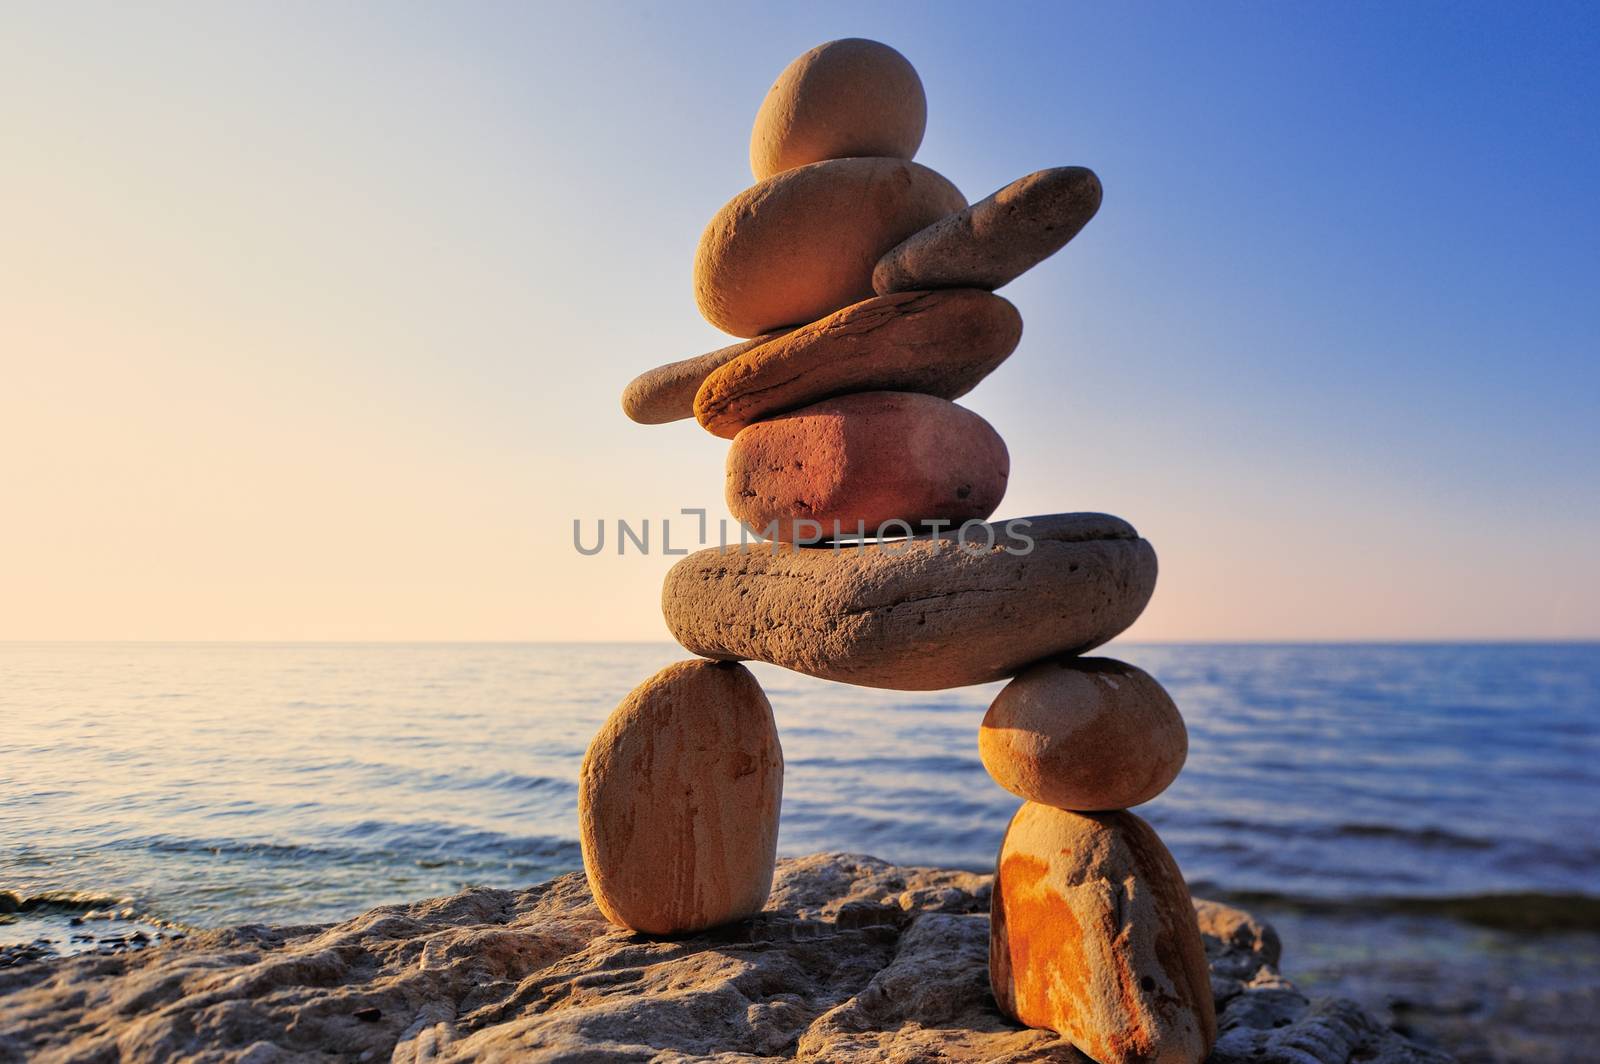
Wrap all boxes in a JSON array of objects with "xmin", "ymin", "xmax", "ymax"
[{"xmin": 3, "ymin": 638, "xmax": 1597, "ymax": 647}]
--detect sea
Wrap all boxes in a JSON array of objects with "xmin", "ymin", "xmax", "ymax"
[{"xmin": 2, "ymin": 642, "xmax": 1596, "ymax": 1062}]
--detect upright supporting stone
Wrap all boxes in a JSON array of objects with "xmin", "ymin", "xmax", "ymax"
[
  {"xmin": 579, "ymin": 659, "xmax": 783, "ymax": 935},
  {"xmin": 990, "ymin": 802, "xmax": 1216, "ymax": 1064}
]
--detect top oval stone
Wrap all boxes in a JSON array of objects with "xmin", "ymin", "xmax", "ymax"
[
  {"xmin": 750, "ymin": 39, "xmax": 927, "ymax": 181},
  {"xmin": 695, "ymin": 157, "xmax": 965, "ymax": 338}
]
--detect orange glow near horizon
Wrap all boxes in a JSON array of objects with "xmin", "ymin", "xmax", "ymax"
[{"xmin": 2, "ymin": 4, "xmax": 1595, "ymax": 642}]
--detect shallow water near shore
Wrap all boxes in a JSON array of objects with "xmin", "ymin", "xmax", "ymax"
[{"xmin": 3, "ymin": 642, "xmax": 1597, "ymax": 1059}]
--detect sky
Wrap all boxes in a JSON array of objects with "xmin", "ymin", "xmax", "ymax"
[{"xmin": 2, "ymin": 1, "xmax": 1596, "ymax": 642}]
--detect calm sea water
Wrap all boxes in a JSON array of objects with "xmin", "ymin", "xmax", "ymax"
[
  {"xmin": 3, "ymin": 642, "xmax": 1597, "ymax": 1057},
  {"xmin": 6, "ymin": 641, "xmax": 1596, "ymax": 926}
]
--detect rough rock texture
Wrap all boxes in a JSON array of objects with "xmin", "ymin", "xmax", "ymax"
[
  {"xmin": 695, "ymin": 157, "xmax": 966, "ymax": 337},
  {"xmin": 662, "ymin": 512, "xmax": 1158, "ymax": 690},
  {"xmin": 991, "ymin": 804, "xmax": 1217, "ymax": 1063},
  {"xmin": 750, "ymin": 38, "xmax": 926, "ymax": 181},
  {"xmin": 579, "ymin": 660, "xmax": 783, "ymax": 935},
  {"xmin": 694, "ymin": 289, "xmax": 1022, "ymax": 438},
  {"xmin": 980, "ymin": 657, "xmax": 1189, "ymax": 812},
  {"xmin": 725, "ymin": 392, "xmax": 1009, "ymax": 543},
  {"xmin": 874, "ymin": 166, "xmax": 1103, "ymax": 294},
  {"xmin": 622, "ymin": 331, "xmax": 789, "ymax": 425},
  {"xmin": 0, "ymin": 854, "xmax": 1452, "ymax": 1063}
]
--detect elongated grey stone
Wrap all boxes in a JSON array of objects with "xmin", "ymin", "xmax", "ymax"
[
  {"xmin": 661, "ymin": 512, "xmax": 1156, "ymax": 690},
  {"xmin": 873, "ymin": 167, "xmax": 1102, "ymax": 294}
]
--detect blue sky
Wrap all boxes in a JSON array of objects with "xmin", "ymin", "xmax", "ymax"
[{"xmin": 2, "ymin": 1, "xmax": 1595, "ymax": 639}]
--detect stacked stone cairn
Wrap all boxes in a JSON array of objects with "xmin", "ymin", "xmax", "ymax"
[{"xmin": 583, "ymin": 39, "xmax": 1216, "ymax": 1064}]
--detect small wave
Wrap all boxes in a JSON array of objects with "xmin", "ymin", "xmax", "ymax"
[
  {"xmin": 0, "ymin": 888, "xmax": 130, "ymax": 915},
  {"xmin": 477, "ymin": 771, "xmax": 576, "ymax": 794},
  {"xmin": 1182, "ymin": 816, "xmax": 1499, "ymax": 852},
  {"xmin": 283, "ymin": 758, "xmax": 579, "ymax": 797},
  {"xmin": 1330, "ymin": 822, "xmax": 1499, "ymax": 850},
  {"xmin": 790, "ymin": 754, "xmax": 981, "ymax": 773},
  {"xmin": 413, "ymin": 769, "xmax": 577, "ymax": 795},
  {"xmin": 107, "ymin": 824, "xmax": 581, "ymax": 869},
  {"xmin": 1198, "ymin": 887, "xmax": 1600, "ymax": 932},
  {"xmin": 123, "ymin": 834, "xmax": 363, "ymax": 862}
]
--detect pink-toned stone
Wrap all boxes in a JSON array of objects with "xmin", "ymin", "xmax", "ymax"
[{"xmin": 725, "ymin": 392, "xmax": 1008, "ymax": 543}]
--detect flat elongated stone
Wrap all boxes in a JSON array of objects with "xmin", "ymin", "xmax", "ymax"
[
  {"xmin": 579, "ymin": 659, "xmax": 783, "ymax": 935},
  {"xmin": 695, "ymin": 157, "xmax": 966, "ymax": 338},
  {"xmin": 693, "ymin": 289, "xmax": 1022, "ymax": 438},
  {"xmin": 991, "ymin": 803, "xmax": 1216, "ymax": 1064},
  {"xmin": 725, "ymin": 392, "xmax": 1008, "ymax": 542},
  {"xmin": 622, "ymin": 331, "xmax": 788, "ymax": 425},
  {"xmin": 980, "ymin": 657, "xmax": 1188, "ymax": 811},
  {"xmin": 661, "ymin": 513, "xmax": 1156, "ymax": 690},
  {"xmin": 874, "ymin": 167, "xmax": 1102, "ymax": 294},
  {"xmin": 750, "ymin": 38, "xmax": 926, "ymax": 180}
]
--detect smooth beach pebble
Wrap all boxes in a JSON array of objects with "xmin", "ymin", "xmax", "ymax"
[
  {"xmin": 694, "ymin": 157, "xmax": 966, "ymax": 338},
  {"xmin": 874, "ymin": 167, "xmax": 1102, "ymax": 294},
  {"xmin": 980, "ymin": 657, "xmax": 1188, "ymax": 811},
  {"xmin": 578, "ymin": 659, "xmax": 783, "ymax": 935},
  {"xmin": 693, "ymin": 289, "xmax": 1022, "ymax": 439},
  {"xmin": 726, "ymin": 391, "xmax": 1009, "ymax": 542},
  {"xmin": 991, "ymin": 803, "xmax": 1216, "ymax": 1064},
  {"xmin": 662, "ymin": 513, "xmax": 1156, "ymax": 690},
  {"xmin": 621, "ymin": 330, "xmax": 791, "ymax": 425},
  {"xmin": 749, "ymin": 38, "xmax": 927, "ymax": 181}
]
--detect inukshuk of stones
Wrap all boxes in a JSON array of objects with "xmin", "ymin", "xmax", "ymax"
[{"xmin": 587, "ymin": 38, "xmax": 1216, "ymax": 1064}]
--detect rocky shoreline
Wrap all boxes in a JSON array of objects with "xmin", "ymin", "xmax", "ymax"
[{"xmin": 0, "ymin": 853, "xmax": 1451, "ymax": 1063}]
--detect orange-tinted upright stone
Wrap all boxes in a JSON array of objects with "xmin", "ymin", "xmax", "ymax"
[{"xmin": 990, "ymin": 803, "xmax": 1215, "ymax": 1064}]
